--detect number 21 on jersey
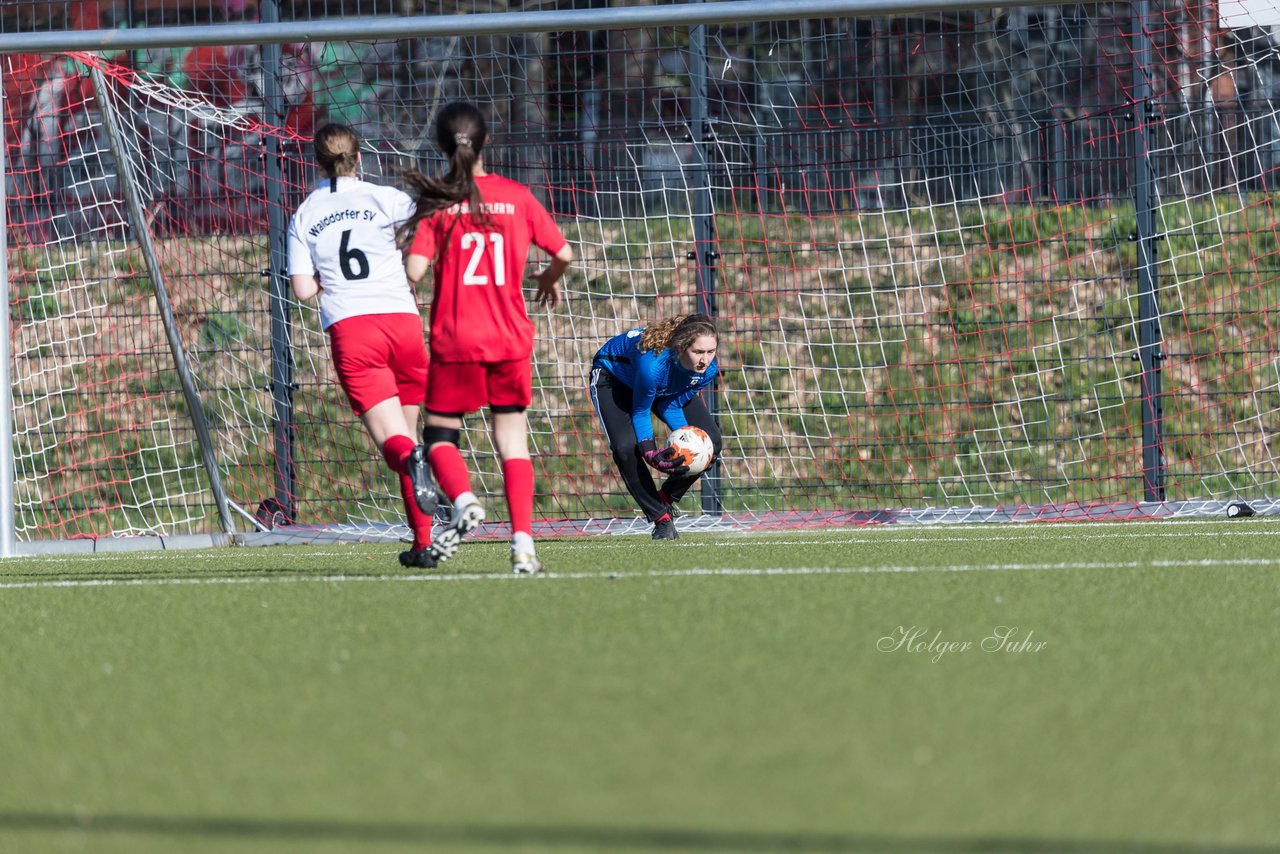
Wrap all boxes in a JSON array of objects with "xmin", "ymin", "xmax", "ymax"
[{"xmin": 461, "ymin": 231, "xmax": 506, "ymax": 286}]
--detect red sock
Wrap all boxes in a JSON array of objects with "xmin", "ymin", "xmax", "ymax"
[
  {"xmin": 503, "ymin": 457, "xmax": 534, "ymax": 537},
  {"xmin": 428, "ymin": 443, "xmax": 471, "ymax": 502},
  {"xmin": 381, "ymin": 434, "xmax": 416, "ymax": 476},
  {"xmin": 398, "ymin": 473, "xmax": 433, "ymax": 551},
  {"xmin": 657, "ymin": 488, "xmax": 673, "ymax": 506}
]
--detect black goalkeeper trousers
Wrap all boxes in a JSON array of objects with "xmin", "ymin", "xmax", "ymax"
[{"xmin": 588, "ymin": 363, "xmax": 722, "ymax": 523}]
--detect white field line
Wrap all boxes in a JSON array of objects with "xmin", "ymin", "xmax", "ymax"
[
  {"xmin": 594, "ymin": 517, "xmax": 1280, "ymax": 543},
  {"xmin": 560, "ymin": 528, "xmax": 1280, "ymax": 550},
  {"xmin": 2, "ymin": 556, "xmax": 1278, "ymax": 591},
  {"xmin": 8, "ymin": 516, "xmax": 1280, "ymax": 568}
]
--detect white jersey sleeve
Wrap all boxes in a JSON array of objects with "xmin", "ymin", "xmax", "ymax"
[
  {"xmin": 388, "ymin": 185, "xmax": 415, "ymax": 227},
  {"xmin": 287, "ymin": 177, "xmax": 419, "ymax": 329},
  {"xmin": 286, "ymin": 213, "xmax": 314, "ymax": 279}
]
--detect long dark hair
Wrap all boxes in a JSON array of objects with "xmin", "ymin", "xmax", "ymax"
[
  {"xmin": 397, "ymin": 101, "xmax": 489, "ymax": 247},
  {"xmin": 638, "ymin": 313, "xmax": 718, "ymax": 355}
]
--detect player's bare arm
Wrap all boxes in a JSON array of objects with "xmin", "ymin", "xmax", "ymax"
[
  {"xmin": 532, "ymin": 243, "xmax": 573, "ymax": 309},
  {"xmin": 404, "ymin": 251, "xmax": 428, "ymax": 285},
  {"xmin": 291, "ymin": 272, "xmax": 320, "ymax": 301}
]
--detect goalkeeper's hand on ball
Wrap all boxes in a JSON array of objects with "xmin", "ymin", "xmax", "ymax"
[{"xmin": 638, "ymin": 438, "xmax": 690, "ymax": 475}]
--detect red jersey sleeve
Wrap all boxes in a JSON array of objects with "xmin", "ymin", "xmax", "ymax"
[
  {"xmin": 409, "ymin": 216, "xmax": 438, "ymax": 260},
  {"xmin": 526, "ymin": 191, "xmax": 568, "ymax": 256}
]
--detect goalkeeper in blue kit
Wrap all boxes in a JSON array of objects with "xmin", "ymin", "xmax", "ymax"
[{"xmin": 589, "ymin": 314, "xmax": 722, "ymax": 540}]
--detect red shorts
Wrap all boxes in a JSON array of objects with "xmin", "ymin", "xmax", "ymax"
[
  {"xmin": 327, "ymin": 313, "xmax": 428, "ymax": 415},
  {"xmin": 425, "ymin": 359, "xmax": 532, "ymax": 414}
]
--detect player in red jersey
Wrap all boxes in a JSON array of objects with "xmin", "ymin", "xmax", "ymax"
[
  {"xmin": 401, "ymin": 101, "xmax": 573, "ymax": 574},
  {"xmin": 287, "ymin": 123, "xmax": 438, "ymax": 567}
]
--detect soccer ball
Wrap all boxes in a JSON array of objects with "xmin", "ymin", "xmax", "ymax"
[{"xmin": 666, "ymin": 426, "xmax": 715, "ymax": 476}]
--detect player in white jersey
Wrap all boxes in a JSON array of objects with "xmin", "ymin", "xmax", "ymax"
[{"xmin": 286, "ymin": 123, "xmax": 439, "ymax": 568}]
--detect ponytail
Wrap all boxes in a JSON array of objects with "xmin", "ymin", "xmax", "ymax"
[
  {"xmin": 313, "ymin": 123, "xmax": 360, "ymax": 179},
  {"xmin": 397, "ymin": 101, "xmax": 490, "ymax": 247}
]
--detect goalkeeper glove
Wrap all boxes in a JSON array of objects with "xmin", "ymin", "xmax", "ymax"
[{"xmin": 638, "ymin": 438, "xmax": 690, "ymax": 475}]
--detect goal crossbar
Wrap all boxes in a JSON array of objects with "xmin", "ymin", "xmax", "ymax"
[{"xmin": 0, "ymin": 0, "xmax": 1097, "ymax": 55}]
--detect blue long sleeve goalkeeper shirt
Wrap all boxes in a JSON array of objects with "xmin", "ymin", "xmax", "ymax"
[{"xmin": 594, "ymin": 327, "xmax": 718, "ymax": 443}]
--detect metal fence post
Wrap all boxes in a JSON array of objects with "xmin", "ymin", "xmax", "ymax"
[
  {"xmin": 1133, "ymin": 0, "xmax": 1166, "ymax": 502},
  {"xmin": 689, "ymin": 7, "xmax": 723, "ymax": 515},
  {"xmin": 261, "ymin": 0, "xmax": 297, "ymax": 521}
]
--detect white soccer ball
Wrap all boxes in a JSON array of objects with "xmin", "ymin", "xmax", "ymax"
[{"xmin": 666, "ymin": 426, "xmax": 715, "ymax": 476}]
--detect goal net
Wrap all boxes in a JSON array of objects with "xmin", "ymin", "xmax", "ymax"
[{"xmin": 4, "ymin": 1, "xmax": 1280, "ymax": 546}]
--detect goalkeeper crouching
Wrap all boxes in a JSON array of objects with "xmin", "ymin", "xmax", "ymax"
[{"xmin": 589, "ymin": 314, "xmax": 722, "ymax": 540}]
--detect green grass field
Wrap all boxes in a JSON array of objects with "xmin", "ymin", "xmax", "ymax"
[{"xmin": 2, "ymin": 519, "xmax": 1278, "ymax": 853}]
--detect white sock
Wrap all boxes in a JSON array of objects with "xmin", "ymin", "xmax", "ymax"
[
  {"xmin": 511, "ymin": 532, "xmax": 534, "ymax": 554},
  {"xmin": 454, "ymin": 491, "xmax": 478, "ymax": 515}
]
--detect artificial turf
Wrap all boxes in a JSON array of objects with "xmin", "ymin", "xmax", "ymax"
[{"xmin": 1, "ymin": 519, "xmax": 1277, "ymax": 853}]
